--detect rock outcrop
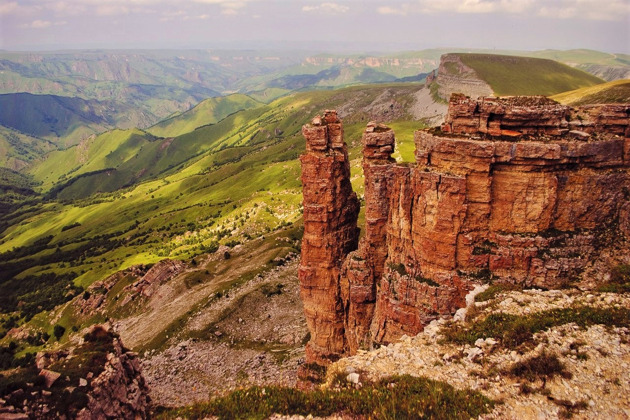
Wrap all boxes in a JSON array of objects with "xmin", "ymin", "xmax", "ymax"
[
  {"xmin": 328, "ymin": 289, "xmax": 630, "ymax": 419},
  {"xmin": 299, "ymin": 110, "xmax": 360, "ymax": 366},
  {"xmin": 0, "ymin": 325, "xmax": 150, "ymax": 419},
  {"xmin": 434, "ymin": 54, "xmax": 493, "ymax": 101},
  {"xmin": 299, "ymin": 96, "xmax": 630, "ymax": 367}
]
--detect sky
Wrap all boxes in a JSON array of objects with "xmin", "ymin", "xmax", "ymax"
[{"xmin": 0, "ymin": 0, "xmax": 629, "ymax": 53}]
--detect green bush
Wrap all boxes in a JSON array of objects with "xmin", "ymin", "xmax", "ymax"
[
  {"xmin": 507, "ymin": 352, "xmax": 572, "ymax": 382},
  {"xmin": 53, "ymin": 324, "xmax": 66, "ymax": 341}
]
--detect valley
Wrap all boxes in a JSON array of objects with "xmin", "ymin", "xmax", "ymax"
[{"xmin": 0, "ymin": 47, "xmax": 629, "ymax": 419}]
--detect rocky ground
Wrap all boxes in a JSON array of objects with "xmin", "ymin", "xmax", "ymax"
[
  {"xmin": 409, "ymin": 86, "xmax": 448, "ymax": 125},
  {"xmin": 141, "ymin": 258, "xmax": 308, "ymax": 407},
  {"xmin": 327, "ymin": 287, "xmax": 630, "ymax": 419}
]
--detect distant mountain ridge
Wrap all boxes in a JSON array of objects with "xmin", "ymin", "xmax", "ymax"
[
  {"xmin": 1, "ymin": 48, "xmax": 626, "ymax": 153},
  {"xmin": 527, "ymin": 49, "xmax": 630, "ymax": 81}
]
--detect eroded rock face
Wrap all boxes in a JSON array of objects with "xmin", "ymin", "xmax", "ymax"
[
  {"xmin": 442, "ymin": 94, "xmax": 630, "ymax": 138},
  {"xmin": 299, "ymin": 110, "xmax": 360, "ymax": 366},
  {"xmin": 435, "ymin": 54, "xmax": 494, "ymax": 101},
  {"xmin": 341, "ymin": 123, "xmax": 395, "ymax": 354},
  {"xmin": 0, "ymin": 325, "xmax": 150, "ymax": 419},
  {"xmin": 299, "ymin": 97, "xmax": 630, "ymax": 366}
]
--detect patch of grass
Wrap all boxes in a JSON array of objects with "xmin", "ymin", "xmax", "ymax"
[
  {"xmin": 551, "ymin": 79, "xmax": 630, "ymax": 106},
  {"xmin": 553, "ymin": 398, "xmax": 589, "ymax": 419},
  {"xmin": 465, "ymin": 268, "xmax": 495, "ymax": 283},
  {"xmin": 475, "ymin": 284, "xmax": 521, "ymax": 303},
  {"xmin": 0, "ymin": 271, "xmax": 82, "ymax": 320},
  {"xmin": 457, "ymin": 53, "xmax": 603, "ymax": 96},
  {"xmin": 506, "ymin": 352, "xmax": 572, "ymax": 383},
  {"xmin": 154, "ymin": 375, "xmax": 495, "ymax": 420},
  {"xmin": 148, "ymin": 94, "xmax": 263, "ymax": 138},
  {"xmin": 597, "ymin": 264, "xmax": 630, "ymax": 293},
  {"xmin": 443, "ymin": 306, "xmax": 630, "ymax": 348}
]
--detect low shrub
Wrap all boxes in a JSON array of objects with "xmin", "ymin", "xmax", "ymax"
[
  {"xmin": 506, "ymin": 352, "xmax": 572, "ymax": 382},
  {"xmin": 155, "ymin": 375, "xmax": 495, "ymax": 420},
  {"xmin": 443, "ymin": 306, "xmax": 630, "ymax": 348},
  {"xmin": 597, "ymin": 264, "xmax": 630, "ymax": 293},
  {"xmin": 475, "ymin": 284, "xmax": 521, "ymax": 303}
]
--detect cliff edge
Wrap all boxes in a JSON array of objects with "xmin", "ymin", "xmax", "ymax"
[{"xmin": 299, "ymin": 95, "xmax": 630, "ymax": 369}]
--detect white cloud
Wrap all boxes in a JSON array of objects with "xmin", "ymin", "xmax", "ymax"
[
  {"xmin": 162, "ymin": 10, "xmax": 187, "ymax": 17},
  {"xmin": 376, "ymin": 0, "xmax": 628, "ymax": 21},
  {"xmin": 0, "ymin": 1, "xmax": 18, "ymax": 16},
  {"xmin": 95, "ymin": 4, "xmax": 130, "ymax": 16},
  {"xmin": 46, "ymin": 1, "xmax": 85, "ymax": 15},
  {"xmin": 20, "ymin": 19, "xmax": 52, "ymax": 28},
  {"xmin": 537, "ymin": 0, "xmax": 629, "ymax": 21},
  {"xmin": 415, "ymin": 0, "xmax": 532, "ymax": 14},
  {"xmin": 377, "ymin": 5, "xmax": 411, "ymax": 16},
  {"xmin": 193, "ymin": 0, "xmax": 248, "ymax": 15},
  {"xmin": 302, "ymin": 2, "xmax": 350, "ymax": 14}
]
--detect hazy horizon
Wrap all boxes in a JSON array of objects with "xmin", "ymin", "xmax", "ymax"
[{"xmin": 1, "ymin": 0, "xmax": 628, "ymax": 54}]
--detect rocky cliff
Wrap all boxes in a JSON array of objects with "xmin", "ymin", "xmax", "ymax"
[
  {"xmin": 299, "ymin": 110, "xmax": 360, "ymax": 367},
  {"xmin": 434, "ymin": 54, "xmax": 493, "ymax": 101},
  {"xmin": 299, "ymin": 96, "xmax": 630, "ymax": 367}
]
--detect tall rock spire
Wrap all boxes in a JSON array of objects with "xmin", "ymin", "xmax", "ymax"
[{"xmin": 298, "ymin": 110, "xmax": 359, "ymax": 368}]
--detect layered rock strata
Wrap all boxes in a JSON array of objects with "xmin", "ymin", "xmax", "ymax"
[
  {"xmin": 435, "ymin": 54, "xmax": 494, "ymax": 101},
  {"xmin": 341, "ymin": 123, "xmax": 395, "ymax": 354},
  {"xmin": 299, "ymin": 110, "xmax": 360, "ymax": 366},
  {"xmin": 299, "ymin": 96, "xmax": 630, "ymax": 366}
]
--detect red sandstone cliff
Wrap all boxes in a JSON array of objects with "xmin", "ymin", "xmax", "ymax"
[
  {"xmin": 299, "ymin": 96, "xmax": 630, "ymax": 367},
  {"xmin": 299, "ymin": 110, "xmax": 360, "ymax": 367}
]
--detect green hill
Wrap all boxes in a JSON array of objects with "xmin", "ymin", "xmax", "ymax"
[
  {"xmin": 550, "ymin": 79, "xmax": 630, "ymax": 105},
  {"xmin": 0, "ymin": 93, "xmax": 109, "ymax": 147},
  {"xmin": 147, "ymin": 94, "xmax": 263, "ymax": 138},
  {"xmin": 456, "ymin": 53, "xmax": 604, "ymax": 96},
  {"xmin": 28, "ymin": 128, "xmax": 157, "ymax": 191},
  {"xmin": 0, "ymin": 83, "xmax": 424, "ymax": 300},
  {"xmin": 0, "ymin": 125, "xmax": 55, "ymax": 171}
]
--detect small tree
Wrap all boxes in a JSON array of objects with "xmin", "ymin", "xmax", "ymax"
[{"xmin": 53, "ymin": 324, "xmax": 66, "ymax": 341}]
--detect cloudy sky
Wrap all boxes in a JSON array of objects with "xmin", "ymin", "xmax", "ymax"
[{"xmin": 1, "ymin": 0, "xmax": 628, "ymax": 53}]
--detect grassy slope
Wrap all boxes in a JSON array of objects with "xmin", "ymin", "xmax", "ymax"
[
  {"xmin": 457, "ymin": 53, "xmax": 604, "ymax": 96},
  {"xmin": 0, "ymin": 125, "xmax": 56, "ymax": 171},
  {"xmin": 0, "ymin": 83, "xmax": 424, "ymax": 292},
  {"xmin": 550, "ymin": 79, "xmax": 630, "ymax": 105},
  {"xmin": 28, "ymin": 128, "xmax": 156, "ymax": 191},
  {"xmin": 147, "ymin": 94, "xmax": 263, "ymax": 138},
  {"xmin": 528, "ymin": 49, "xmax": 630, "ymax": 67}
]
